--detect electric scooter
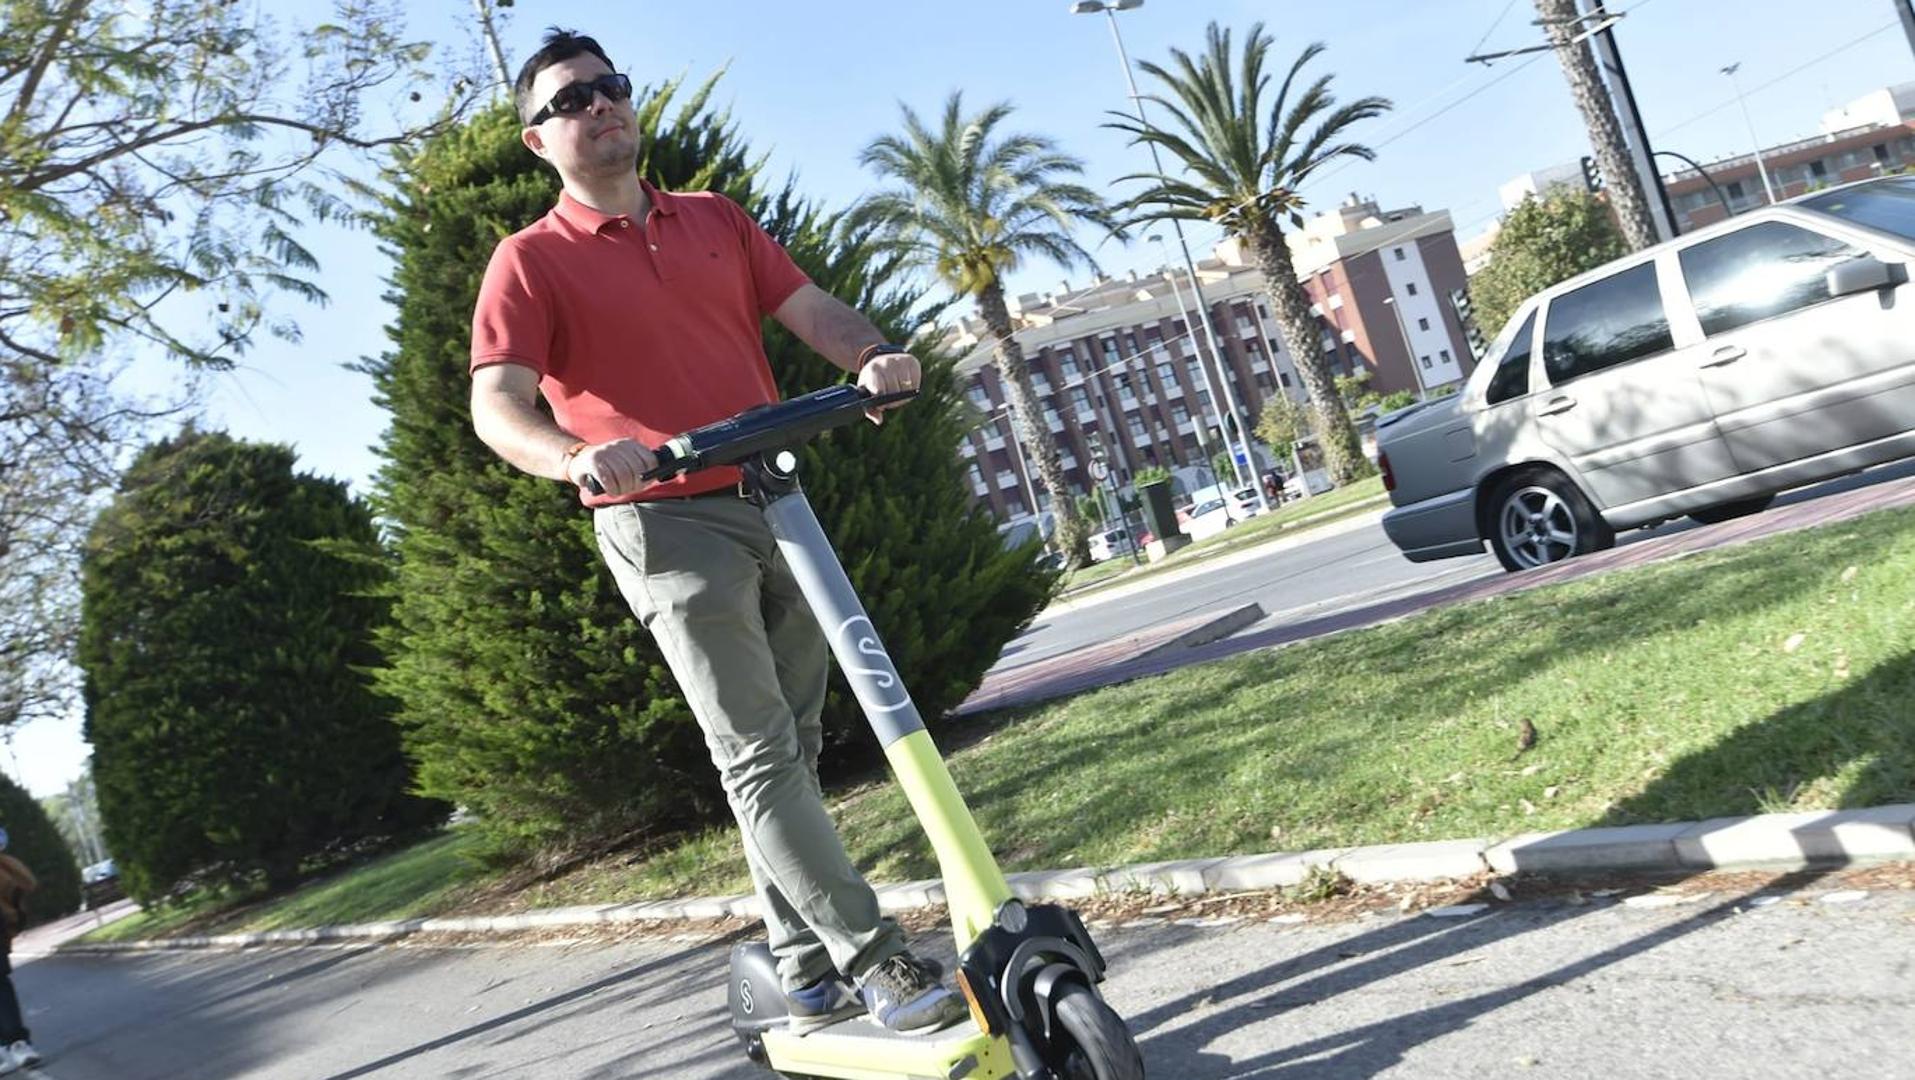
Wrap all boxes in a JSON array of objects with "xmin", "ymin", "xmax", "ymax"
[{"xmin": 589, "ymin": 385, "xmax": 1146, "ymax": 1080}]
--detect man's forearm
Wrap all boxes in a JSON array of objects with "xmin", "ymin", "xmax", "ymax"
[
  {"xmin": 472, "ymin": 391, "xmax": 578, "ymax": 482},
  {"xmin": 781, "ymin": 285, "xmax": 888, "ymax": 373}
]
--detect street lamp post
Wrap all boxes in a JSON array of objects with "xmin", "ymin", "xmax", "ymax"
[
  {"xmin": 1073, "ymin": 0, "xmax": 1270, "ymax": 513},
  {"xmin": 1000, "ymin": 402, "xmax": 1046, "ymax": 532},
  {"xmin": 1720, "ymin": 63, "xmax": 1778, "ymax": 204},
  {"xmin": 1380, "ymin": 296, "xmax": 1429, "ymax": 397},
  {"xmin": 1149, "ymin": 234, "xmax": 1231, "ymax": 514}
]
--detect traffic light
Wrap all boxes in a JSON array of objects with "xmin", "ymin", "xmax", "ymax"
[
  {"xmin": 1449, "ymin": 288, "xmax": 1489, "ymax": 361},
  {"xmin": 1580, "ymin": 155, "xmax": 1604, "ymax": 193}
]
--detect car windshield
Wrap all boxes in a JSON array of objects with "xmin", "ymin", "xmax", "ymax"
[
  {"xmin": 1192, "ymin": 499, "xmax": 1225, "ymax": 515},
  {"xmin": 1801, "ymin": 179, "xmax": 1915, "ymax": 242}
]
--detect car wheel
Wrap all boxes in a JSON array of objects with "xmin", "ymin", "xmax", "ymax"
[
  {"xmin": 1687, "ymin": 494, "xmax": 1774, "ymax": 526},
  {"xmin": 1487, "ymin": 469, "xmax": 1615, "ymax": 572}
]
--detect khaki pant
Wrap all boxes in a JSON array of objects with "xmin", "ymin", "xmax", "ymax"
[{"xmin": 595, "ymin": 495, "xmax": 904, "ymax": 989}]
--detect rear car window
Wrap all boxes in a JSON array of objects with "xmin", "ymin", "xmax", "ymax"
[
  {"xmin": 1678, "ymin": 221, "xmax": 1863, "ymax": 336},
  {"xmin": 1802, "ymin": 178, "xmax": 1915, "ymax": 242},
  {"xmin": 1485, "ymin": 310, "xmax": 1537, "ymax": 406},
  {"xmin": 1540, "ymin": 262, "xmax": 1673, "ymax": 383}
]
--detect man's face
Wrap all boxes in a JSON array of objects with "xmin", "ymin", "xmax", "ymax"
[{"xmin": 521, "ymin": 54, "xmax": 638, "ymax": 181}]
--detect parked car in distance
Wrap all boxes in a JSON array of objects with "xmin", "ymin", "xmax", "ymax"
[
  {"xmin": 82, "ymin": 858, "xmax": 123, "ymax": 908},
  {"xmin": 1378, "ymin": 176, "xmax": 1915, "ymax": 572},
  {"xmin": 1086, "ymin": 526, "xmax": 1135, "ymax": 563},
  {"xmin": 1180, "ymin": 497, "xmax": 1237, "ymax": 542}
]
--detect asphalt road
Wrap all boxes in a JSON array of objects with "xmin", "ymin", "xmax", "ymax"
[
  {"xmin": 13, "ymin": 875, "xmax": 1913, "ymax": 1078},
  {"xmin": 999, "ymin": 458, "xmax": 1915, "ymax": 671}
]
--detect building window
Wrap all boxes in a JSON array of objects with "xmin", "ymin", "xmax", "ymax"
[
  {"xmin": 1100, "ymin": 337, "xmax": 1120, "ymax": 368},
  {"xmin": 1393, "ymin": 247, "xmax": 1406, "ymax": 261},
  {"xmin": 1279, "ymin": 371, "xmax": 1292, "ymax": 387},
  {"xmin": 1420, "ymin": 355, "xmax": 1432, "ymax": 369},
  {"xmin": 1156, "ymin": 361, "xmax": 1178, "ymax": 386},
  {"xmin": 1057, "ymin": 350, "xmax": 1079, "ymax": 377},
  {"xmin": 1810, "ymin": 159, "xmax": 1828, "ymax": 179},
  {"xmin": 1171, "ymin": 403, "xmax": 1190, "ymax": 425},
  {"xmin": 1406, "ymin": 282, "xmax": 1418, "ymax": 296},
  {"xmin": 1874, "ymin": 143, "xmax": 1892, "ymax": 164},
  {"xmin": 1440, "ymin": 349, "xmax": 1452, "ymax": 363},
  {"xmin": 1127, "ymin": 414, "xmax": 1147, "ymax": 439},
  {"xmin": 1070, "ymin": 387, "xmax": 1092, "ymax": 412},
  {"xmin": 1727, "ymin": 180, "xmax": 1746, "ymax": 201},
  {"xmin": 1417, "ymin": 317, "xmax": 1430, "ymax": 331}
]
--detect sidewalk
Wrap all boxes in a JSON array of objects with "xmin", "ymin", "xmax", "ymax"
[{"xmin": 48, "ymin": 804, "xmax": 1915, "ymax": 954}]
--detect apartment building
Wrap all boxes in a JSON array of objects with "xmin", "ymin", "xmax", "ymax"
[{"xmin": 951, "ymin": 197, "xmax": 1477, "ymax": 521}]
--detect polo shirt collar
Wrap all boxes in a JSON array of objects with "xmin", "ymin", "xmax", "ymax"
[{"xmin": 554, "ymin": 179, "xmax": 680, "ymax": 235}]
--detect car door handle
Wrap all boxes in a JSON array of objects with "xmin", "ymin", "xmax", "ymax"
[
  {"xmin": 1701, "ymin": 345, "xmax": 1746, "ymax": 368},
  {"xmin": 1537, "ymin": 395, "xmax": 1577, "ymax": 416}
]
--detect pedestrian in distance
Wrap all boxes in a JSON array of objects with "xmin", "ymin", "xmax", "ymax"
[
  {"xmin": 0, "ymin": 827, "xmax": 44, "ymax": 1074},
  {"xmin": 466, "ymin": 29, "xmax": 966, "ymax": 1036}
]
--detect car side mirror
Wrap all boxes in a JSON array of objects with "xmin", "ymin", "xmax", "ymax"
[{"xmin": 1826, "ymin": 256, "xmax": 1907, "ymax": 297}]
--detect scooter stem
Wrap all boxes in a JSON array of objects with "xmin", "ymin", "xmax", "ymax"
[{"xmin": 759, "ymin": 478, "xmax": 1014, "ymax": 952}]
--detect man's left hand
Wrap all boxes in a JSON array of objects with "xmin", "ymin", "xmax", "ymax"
[{"xmin": 858, "ymin": 351, "xmax": 921, "ymax": 425}]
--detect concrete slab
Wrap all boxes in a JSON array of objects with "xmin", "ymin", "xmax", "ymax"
[
  {"xmin": 1202, "ymin": 849, "xmax": 1351, "ymax": 892},
  {"xmin": 1676, "ymin": 804, "xmax": 1915, "ymax": 869},
  {"xmin": 1334, "ymin": 839, "xmax": 1490, "ymax": 883},
  {"xmin": 1487, "ymin": 823, "xmax": 1691, "ymax": 875}
]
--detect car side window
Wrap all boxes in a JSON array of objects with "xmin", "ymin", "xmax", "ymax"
[
  {"xmin": 1540, "ymin": 262, "xmax": 1673, "ymax": 383},
  {"xmin": 1677, "ymin": 221, "xmax": 1864, "ymax": 336},
  {"xmin": 1485, "ymin": 310, "xmax": 1537, "ymax": 406}
]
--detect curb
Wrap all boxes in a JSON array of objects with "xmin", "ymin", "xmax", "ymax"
[{"xmin": 57, "ymin": 803, "xmax": 1915, "ymax": 954}]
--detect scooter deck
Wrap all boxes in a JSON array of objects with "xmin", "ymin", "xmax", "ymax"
[{"xmin": 761, "ymin": 1016, "xmax": 1016, "ymax": 1080}]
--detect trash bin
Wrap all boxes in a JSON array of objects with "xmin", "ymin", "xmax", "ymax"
[{"xmin": 1137, "ymin": 479, "xmax": 1189, "ymax": 560}]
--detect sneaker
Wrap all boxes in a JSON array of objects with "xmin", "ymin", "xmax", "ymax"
[
  {"xmin": 0, "ymin": 1045, "xmax": 16, "ymax": 1076},
  {"xmin": 6, "ymin": 1042, "xmax": 37, "ymax": 1068},
  {"xmin": 786, "ymin": 972, "xmax": 862, "ymax": 1034},
  {"xmin": 857, "ymin": 952, "xmax": 968, "ymax": 1036}
]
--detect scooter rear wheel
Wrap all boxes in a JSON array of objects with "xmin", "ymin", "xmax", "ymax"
[{"xmin": 1051, "ymin": 982, "xmax": 1145, "ymax": 1079}]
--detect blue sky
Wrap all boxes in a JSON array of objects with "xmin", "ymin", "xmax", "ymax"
[{"xmin": 15, "ymin": 0, "xmax": 1912, "ymax": 797}]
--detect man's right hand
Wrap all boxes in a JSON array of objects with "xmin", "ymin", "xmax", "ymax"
[{"xmin": 566, "ymin": 438, "xmax": 659, "ymax": 496}]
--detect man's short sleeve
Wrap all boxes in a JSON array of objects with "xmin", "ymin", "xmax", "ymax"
[
  {"xmin": 471, "ymin": 236, "xmax": 554, "ymax": 375},
  {"xmin": 723, "ymin": 196, "xmax": 813, "ymax": 315}
]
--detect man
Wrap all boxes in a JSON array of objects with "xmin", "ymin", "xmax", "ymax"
[
  {"xmin": 467, "ymin": 30, "xmax": 966, "ymax": 1036},
  {"xmin": 0, "ymin": 828, "xmax": 42, "ymax": 1073}
]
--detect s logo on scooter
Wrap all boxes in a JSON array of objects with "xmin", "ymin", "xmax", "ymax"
[
  {"xmin": 739, "ymin": 978, "xmax": 755, "ymax": 1014},
  {"xmin": 834, "ymin": 615, "xmax": 911, "ymax": 713}
]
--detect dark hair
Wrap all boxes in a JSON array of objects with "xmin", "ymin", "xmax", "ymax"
[{"xmin": 514, "ymin": 28, "xmax": 616, "ymax": 124}]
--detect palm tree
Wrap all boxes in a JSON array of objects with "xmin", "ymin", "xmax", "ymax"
[
  {"xmin": 848, "ymin": 93, "xmax": 1120, "ymax": 566},
  {"xmin": 1109, "ymin": 23, "xmax": 1390, "ymax": 486}
]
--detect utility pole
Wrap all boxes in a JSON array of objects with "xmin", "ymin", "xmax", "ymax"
[
  {"xmin": 1584, "ymin": 0, "xmax": 1678, "ymax": 239},
  {"xmin": 1531, "ymin": 0, "xmax": 1661, "ymax": 250},
  {"xmin": 1898, "ymin": 0, "xmax": 1915, "ymax": 65},
  {"xmin": 471, "ymin": 0, "xmax": 513, "ymax": 99}
]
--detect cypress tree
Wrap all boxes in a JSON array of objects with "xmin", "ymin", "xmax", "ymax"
[
  {"xmin": 78, "ymin": 431, "xmax": 441, "ymax": 901},
  {"xmin": 0, "ymin": 773, "xmax": 81, "ymax": 927},
  {"xmin": 365, "ymin": 81, "xmax": 1054, "ymax": 855}
]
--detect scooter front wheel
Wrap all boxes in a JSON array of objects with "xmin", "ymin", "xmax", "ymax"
[{"xmin": 1050, "ymin": 982, "xmax": 1145, "ymax": 1079}]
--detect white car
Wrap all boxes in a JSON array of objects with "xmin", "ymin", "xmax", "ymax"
[
  {"xmin": 1379, "ymin": 176, "xmax": 1915, "ymax": 571},
  {"xmin": 1086, "ymin": 526, "xmax": 1134, "ymax": 562},
  {"xmin": 1180, "ymin": 497, "xmax": 1236, "ymax": 542}
]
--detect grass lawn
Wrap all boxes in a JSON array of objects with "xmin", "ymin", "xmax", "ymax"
[
  {"xmin": 88, "ymin": 500, "xmax": 1915, "ymax": 939},
  {"xmin": 1058, "ymin": 477, "xmax": 1388, "ymax": 596},
  {"xmin": 81, "ymin": 830, "xmax": 489, "ymax": 944}
]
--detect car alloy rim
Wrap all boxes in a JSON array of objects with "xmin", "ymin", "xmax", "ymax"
[{"xmin": 1499, "ymin": 485, "xmax": 1578, "ymax": 568}]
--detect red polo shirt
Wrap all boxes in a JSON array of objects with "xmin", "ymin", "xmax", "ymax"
[{"xmin": 470, "ymin": 181, "xmax": 812, "ymax": 503}]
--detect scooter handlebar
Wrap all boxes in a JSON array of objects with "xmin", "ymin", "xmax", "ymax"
[{"xmin": 579, "ymin": 385, "xmax": 915, "ymax": 496}]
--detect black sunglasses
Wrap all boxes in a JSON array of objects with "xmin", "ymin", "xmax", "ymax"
[{"xmin": 528, "ymin": 73, "xmax": 633, "ymax": 125}]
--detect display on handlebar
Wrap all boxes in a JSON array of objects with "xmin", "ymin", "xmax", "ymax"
[{"xmin": 580, "ymin": 385, "xmax": 916, "ymax": 496}]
